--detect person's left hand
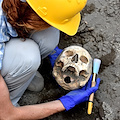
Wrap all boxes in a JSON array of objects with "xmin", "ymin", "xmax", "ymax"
[{"xmin": 48, "ymin": 46, "xmax": 63, "ymax": 68}]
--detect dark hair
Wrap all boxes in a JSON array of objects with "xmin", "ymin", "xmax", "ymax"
[{"xmin": 2, "ymin": 0, "xmax": 50, "ymax": 38}]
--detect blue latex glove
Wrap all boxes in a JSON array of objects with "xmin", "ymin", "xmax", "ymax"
[
  {"xmin": 59, "ymin": 75, "xmax": 101, "ymax": 111},
  {"xmin": 48, "ymin": 46, "xmax": 63, "ymax": 68}
]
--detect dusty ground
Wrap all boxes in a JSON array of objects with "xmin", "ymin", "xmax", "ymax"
[{"xmin": 19, "ymin": 0, "xmax": 120, "ymax": 120}]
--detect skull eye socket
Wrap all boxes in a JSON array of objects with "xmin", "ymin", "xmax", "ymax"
[
  {"xmin": 79, "ymin": 70, "xmax": 88, "ymax": 77},
  {"xmin": 80, "ymin": 56, "xmax": 88, "ymax": 64},
  {"xmin": 65, "ymin": 50, "xmax": 74, "ymax": 57}
]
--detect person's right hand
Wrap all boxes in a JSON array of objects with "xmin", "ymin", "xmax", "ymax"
[{"xmin": 59, "ymin": 75, "xmax": 100, "ymax": 111}]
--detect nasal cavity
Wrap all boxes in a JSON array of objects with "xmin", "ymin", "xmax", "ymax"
[
  {"xmin": 71, "ymin": 54, "xmax": 78, "ymax": 63},
  {"xmin": 64, "ymin": 76, "xmax": 71, "ymax": 83}
]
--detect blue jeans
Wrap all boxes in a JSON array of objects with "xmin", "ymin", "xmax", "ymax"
[{"xmin": 1, "ymin": 27, "xmax": 60, "ymax": 106}]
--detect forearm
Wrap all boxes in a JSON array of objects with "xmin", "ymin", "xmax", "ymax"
[
  {"xmin": 15, "ymin": 100, "xmax": 65, "ymax": 120},
  {"xmin": 0, "ymin": 74, "xmax": 65, "ymax": 120}
]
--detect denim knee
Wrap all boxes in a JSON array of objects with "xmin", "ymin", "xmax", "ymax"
[
  {"xmin": 30, "ymin": 27, "xmax": 60, "ymax": 59},
  {"xmin": 1, "ymin": 38, "xmax": 41, "ymax": 77}
]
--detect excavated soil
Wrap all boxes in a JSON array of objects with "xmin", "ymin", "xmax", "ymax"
[{"xmin": 19, "ymin": 0, "xmax": 120, "ymax": 120}]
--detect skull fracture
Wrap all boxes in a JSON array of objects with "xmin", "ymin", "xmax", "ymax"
[{"xmin": 53, "ymin": 45, "xmax": 92, "ymax": 90}]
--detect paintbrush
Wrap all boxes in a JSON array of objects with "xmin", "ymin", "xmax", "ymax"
[{"xmin": 87, "ymin": 58, "xmax": 101, "ymax": 115}]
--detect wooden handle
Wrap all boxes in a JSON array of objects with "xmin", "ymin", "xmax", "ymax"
[
  {"xmin": 87, "ymin": 81, "xmax": 96, "ymax": 114},
  {"xmin": 88, "ymin": 102, "xmax": 93, "ymax": 114}
]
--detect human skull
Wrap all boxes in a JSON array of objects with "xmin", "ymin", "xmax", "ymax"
[{"xmin": 53, "ymin": 45, "xmax": 92, "ymax": 90}]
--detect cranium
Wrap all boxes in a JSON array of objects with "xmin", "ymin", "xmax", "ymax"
[{"xmin": 53, "ymin": 45, "xmax": 92, "ymax": 90}]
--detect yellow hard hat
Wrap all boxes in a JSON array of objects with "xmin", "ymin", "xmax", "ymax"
[{"xmin": 26, "ymin": 0, "xmax": 87, "ymax": 36}]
